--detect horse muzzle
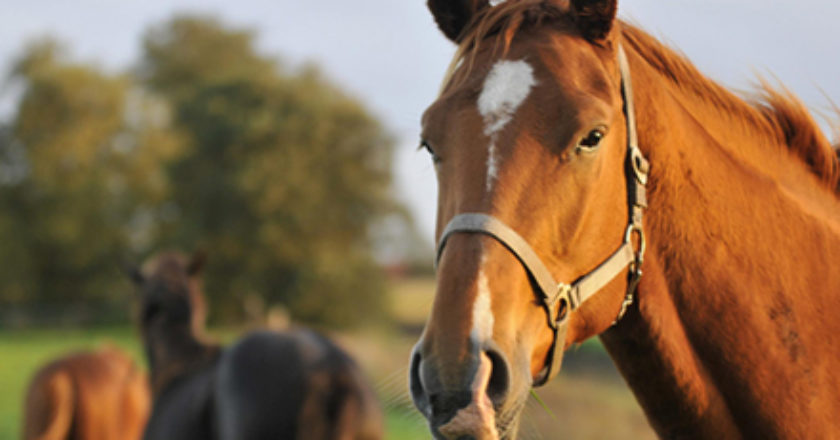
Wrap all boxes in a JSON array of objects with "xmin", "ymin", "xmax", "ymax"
[{"xmin": 409, "ymin": 340, "xmax": 513, "ymax": 439}]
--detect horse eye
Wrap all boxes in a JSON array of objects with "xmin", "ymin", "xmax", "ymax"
[
  {"xmin": 577, "ymin": 128, "xmax": 606, "ymax": 152},
  {"xmin": 420, "ymin": 140, "xmax": 441, "ymax": 163}
]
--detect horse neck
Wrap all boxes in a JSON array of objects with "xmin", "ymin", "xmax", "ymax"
[
  {"xmin": 599, "ymin": 45, "xmax": 840, "ymax": 438},
  {"xmin": 143, "ymin": 318, "xmax": 219, "ymax": 396}
]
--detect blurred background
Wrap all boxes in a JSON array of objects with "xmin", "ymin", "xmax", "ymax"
[{"xmin": 0, "ymin": 1, "xmax": 837, "ymax": 438}]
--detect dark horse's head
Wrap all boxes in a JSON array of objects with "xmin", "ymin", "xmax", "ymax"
[
  {"xmin": 128, "ymin": 251, "xmax": 208, "ymax": 334},
  {"xmin": 127, "ymin": 251, "xmax": 210, "ymax": 379},
  {"xmin": 410, "ymin": 0, "xmax": 639, "ymax": 438}
]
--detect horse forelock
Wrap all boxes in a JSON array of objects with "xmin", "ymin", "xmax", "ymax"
[{"xmin": 439, "ymin": 0, "xmax": 569, "ymax": 96}]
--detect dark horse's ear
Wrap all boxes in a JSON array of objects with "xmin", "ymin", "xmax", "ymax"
[
  {"xmin": 187, "ymin": 250, "xmax": 207, "ymax": 277},
  {"xmin": 570, "ymin": 0, "xmax": 618, "ymax": 42},
  {"xmin": 428, "ymin": 0, "xmax": 490, "ymax": 42}
]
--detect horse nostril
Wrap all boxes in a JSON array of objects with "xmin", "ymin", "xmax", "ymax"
[
  {"xmin": 484, "ymin": 347, "xmax": 510, "ymax": 404},
  {"xmin": 409, "ymin": 347, "xmax": 428, "ymax": 414}
]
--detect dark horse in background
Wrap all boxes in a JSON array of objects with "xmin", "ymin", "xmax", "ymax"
[
  {"xmin": 410, "ymin": 0, "xmax": 840, "ymax": 438},
  {"xmin": 23, "ymin": 346, "xmax": 150, "ymax": 440},
  {"xmin": 129, "ymin": 251, "xmax": 383, "ymax": 440}
]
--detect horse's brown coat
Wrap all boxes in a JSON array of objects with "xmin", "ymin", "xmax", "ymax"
[
  {"xmin": 23, "ymin": 347, "xmax": 150, "ymax": 440},
  {"xmin": 416, "ymin": 0, "xmax": 840, "ymax": 438}
]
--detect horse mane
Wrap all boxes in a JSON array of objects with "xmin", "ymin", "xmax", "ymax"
[
  {"xmin": 620, "ymin": 26, "xmax": 840, "ymax": 191},
  {"xmin": 447, "ymin": 0, "xmax": 840, "ymax": 192}
]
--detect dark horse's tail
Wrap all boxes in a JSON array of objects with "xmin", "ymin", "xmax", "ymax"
[
  {"xmin": 215, "ymin": 329, "xmax": 383, "ymax": 440},
  {"xmin": 23, "ymin": 370, "xmax": 75, "ymax": 440}
]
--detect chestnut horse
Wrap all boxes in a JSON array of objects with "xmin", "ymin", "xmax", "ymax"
[
  {"xmin": 129, "ymin": 251, "xmax": 382, "ymax": 440},
  {"xmin": 23, "ymin": 346, "xmax": 150, "ymax": 440},
  {"xmin": 409, "ymin": 0, "xmax": 840, "ymax": 439}
]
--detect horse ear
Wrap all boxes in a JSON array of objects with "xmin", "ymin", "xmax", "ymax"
[
  {"xmin": 187, "ymin": 250, "xmax": 207, "ymax": 277},
  {"xmin": 428, "ymin": 0, "xmax": 490, "ymax": 42},
  {"xmin": 570, "ymin": 0, "xmax": 618, "ymax": 42}
]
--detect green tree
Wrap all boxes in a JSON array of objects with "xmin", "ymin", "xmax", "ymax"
[
  {"xmin": 140, "ymin": 16, "xmax": 401, "ymax": 326},
  {"xmin": 0, "ymin": 41, "xmax": 183, "ymax": 317},
  {"xmin": 0, "ymin": 18, "xmax": 408, "ymax": 328}
]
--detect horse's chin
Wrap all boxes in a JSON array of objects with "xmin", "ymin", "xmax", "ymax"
[
  {"xmin": 494, "ymin": 390, "xmax": 530, "ymax": 440},
  {"xmin": 494, "ymin": 409, "xmax": 525, "ymax": 440}
]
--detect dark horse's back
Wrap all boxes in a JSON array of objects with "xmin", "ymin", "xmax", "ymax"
[{"xmin": 216, "ymin": 329, "xmax": 383, "ymax": 440}]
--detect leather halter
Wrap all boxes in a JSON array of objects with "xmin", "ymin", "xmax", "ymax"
[{"xmin": 434, "ymin": 45, "xmax": 649, "ymax": 387}]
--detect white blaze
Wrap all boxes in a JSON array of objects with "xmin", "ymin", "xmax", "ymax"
[
  {"xmin": 472, "ymin": 269, "xmax": 495, "ymax": 343},
  {"xmin": 477, "ymin": 60, "xmax": 536, "ymax": 192},
  {"xmin": 443, "ymin": 262, "xmax": 498, "ymax": 439}
]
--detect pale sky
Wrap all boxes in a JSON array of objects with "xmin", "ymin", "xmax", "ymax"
[{"xmin": 1, "ymin": 0, "xmax": 838, "ymax": 240}]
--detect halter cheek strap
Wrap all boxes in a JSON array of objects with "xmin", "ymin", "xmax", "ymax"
[{"xmin": 433, "ymin": 44, "xmax": 649, "ymax": 387}]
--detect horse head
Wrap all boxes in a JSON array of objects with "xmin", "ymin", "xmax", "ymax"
[
  {"xmin": 129, "ymin": 250, "xmax": 208, "ymax": 336},
  {"xmin": 410, "ymin": 0, "xmax": 642, "ymax": 437}
]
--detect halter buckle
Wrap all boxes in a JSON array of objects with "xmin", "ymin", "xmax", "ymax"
[
  {"xmin": 614, "ymin": 224, "xmax": 646, "ymax": 324},
  {"xmin": 624, "ymin": 223, "xmax": 646, "ymax": 264},
  {"xmin": 550, "ymin": 283, "xmax": 572, "ymax": 327}
]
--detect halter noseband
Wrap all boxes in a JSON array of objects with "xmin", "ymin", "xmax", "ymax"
[{"xmin": 434, "ymin": 45, "xmax": 649, "ymax": 387}]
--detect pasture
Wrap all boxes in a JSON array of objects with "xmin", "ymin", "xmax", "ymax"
[{"xmin": 0, "ymin": 277, "xmax": 654, "ymax": 439}]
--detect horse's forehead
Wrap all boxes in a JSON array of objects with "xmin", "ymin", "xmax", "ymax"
[
  {"xmin": 477, "ymin": 60, "xmax": 536, "ymax": 126},
  {"xmin": 423, "ymin": 33, "xmax": 608, "ymax": 139},
  {"xmin": 423, "ymin": 58, "xmax": 543, "ymax": 137}
]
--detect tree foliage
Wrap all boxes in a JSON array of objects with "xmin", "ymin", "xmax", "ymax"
[
  {"xmin": 0, "ymin": 41, "xmax": 182, "ymax": 313},
  {"xmin": 0, "ymin": 17, "xmax": 404, "ymax": 327},
  {"xmin": 140, "ymin": 16, "xmax": 398, "ymax": 325}
]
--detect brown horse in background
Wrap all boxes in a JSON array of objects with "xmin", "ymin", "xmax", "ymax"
[
  {"xmin": 410, "ymin": 0, "xmax": 840, "ymax": 438},
  {"xmin": 23, "ymin": 346, "xmax": 150, "ymax": 440},
  {"xmin": 129, "ymin": 251, "xmax": 382, "ymax": 440}
]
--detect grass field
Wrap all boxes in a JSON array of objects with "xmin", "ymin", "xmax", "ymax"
[
  {"xmin": 0, "ymin": 277, "xmax": 655, "ymax": 439},
  {"xmin": 0, "ymin": 326, "xmax": 431, "ymax": 440}
]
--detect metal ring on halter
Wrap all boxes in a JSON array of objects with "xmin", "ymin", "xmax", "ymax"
[
  {"xmin": 624, "ymin": 223, "xmax": 646, "ymax": 262},
  {"xmin": 616, "ymin": 224, "xmax": 645, "ymax": 324},
  {"xmin": 550, "ymin": 283, "xmax": 572, "ymax": 328},
  {"xmin": 630, "ymin": 148, "xmax": 650, "ymax": 185}
]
